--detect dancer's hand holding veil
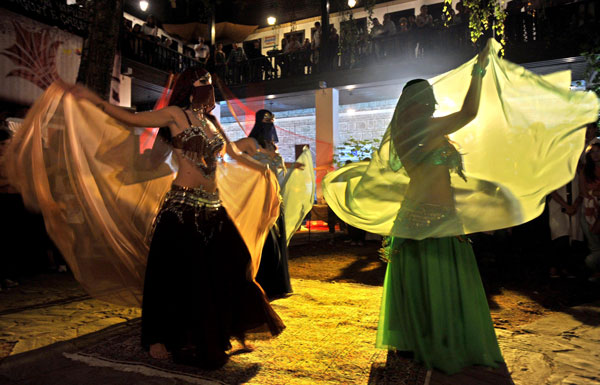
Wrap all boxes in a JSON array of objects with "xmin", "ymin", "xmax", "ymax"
[{"xmin": 323, "ymin": 39, "xmax": 599, "ymax": 240}]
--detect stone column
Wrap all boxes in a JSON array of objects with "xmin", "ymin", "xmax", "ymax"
[{"xmin": 315, "ymin": 87, "xmax": 339, "ymax": 199}]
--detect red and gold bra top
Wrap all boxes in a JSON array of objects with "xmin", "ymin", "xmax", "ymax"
[{"xmin": 171, "ymin": 111, "xmax": 225, "ymax": 178}]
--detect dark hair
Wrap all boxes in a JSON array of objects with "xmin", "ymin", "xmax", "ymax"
[
  {"xmin": 248, "ymin": 109, "xmax": 278, "ymax": 148},
  {"xmin": 584, "ymin": 143, "xmax": 600, "ymax": 183},
  {"xmin": 0, "ymin": 128, "xmax": 12, "ymax": 142},
  {"xmin": 157, "ymin": 67, "xmax": 223, "ymax": 144},
  {"xmin": 395, "ymin": 79, "xmax": 437, "ymax": 118}
]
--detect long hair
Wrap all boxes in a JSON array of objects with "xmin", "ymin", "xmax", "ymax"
[
  {"xmin": 248, "ymin": 109, "xmax": 278, "ymax": 148},
  {"xmin": 394, "ymin": 79, "xmax": 436, "ymax": 119},
  {"xmin": 157, "ymin": 67, "xmax": 230, "ymax": 144}
]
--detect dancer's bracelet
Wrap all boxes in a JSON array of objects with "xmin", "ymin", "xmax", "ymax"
[{"xmin": 472, "ymin": 63, "xmax": 486, "ymax": 77}]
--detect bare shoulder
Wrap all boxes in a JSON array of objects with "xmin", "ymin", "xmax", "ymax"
[{"xmin": 235, "ymin": 137, "xmax": 257, "ymax": 154}]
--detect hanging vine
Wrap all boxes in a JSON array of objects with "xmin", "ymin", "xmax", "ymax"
[
  {"xmin": 335, "ymin": 0, "xmax": 376, "ymax": 68},
  {"xmin": 443, "ymin": 0, "xmax": 507, "ymax": 55}
]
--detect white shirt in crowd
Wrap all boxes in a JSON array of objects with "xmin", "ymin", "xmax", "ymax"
[{"xmin": 194, "ymin": 43, "xmax": 210, "ymax": 59}]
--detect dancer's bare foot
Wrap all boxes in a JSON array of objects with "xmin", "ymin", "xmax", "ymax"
[
  {"xmin": 239, "ymin": 339, "xmax": 255, "ymax": 352},
  {"xmin": 149, "ymin": 343, "xmax": 169, "ymax": 359}
]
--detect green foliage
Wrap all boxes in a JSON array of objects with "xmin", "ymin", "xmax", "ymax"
[
  {"xmin": 335, "ymin": 0, "xmax": 376, "ymax": 67},
  {"xmin": 443, "ymin": 0, "xmax": 507, "ymax": 56},
  {"xmin": 333, "ymin": 137, "xmax": 381, "ymax": 168}
]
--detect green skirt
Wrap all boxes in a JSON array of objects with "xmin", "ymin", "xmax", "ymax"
[{"xmin": 376, "ymin": 236, "xmax": 504, "ymax": 374}]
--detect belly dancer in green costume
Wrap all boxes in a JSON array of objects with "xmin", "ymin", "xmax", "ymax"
[
  {"xmin": 322, "ymin": 39, "xmax": 598, "ymax": 374},
  {"xmin": 375, "ymin": 47, "xmax": 504, "ymax": 374}
]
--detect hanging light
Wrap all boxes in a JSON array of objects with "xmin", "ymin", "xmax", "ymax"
[
  {"xmin": 267, "ymin": 16, "xmax": 277, "ymax": 26},
  {"xmin": 139, "ymin": 0, "xmax": 149, "ymax": 11},
  {"xmin": 348, "ymin": 0, "xmax": 356, "ymax": 8}
]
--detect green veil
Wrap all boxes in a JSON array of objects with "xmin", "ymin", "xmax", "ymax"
[
  {"xmin": 282, "ymin": 146, "xmax": 316, "ymax": 245},
  {"xmin": 323, "ymin": 40, "xmax": 599, "ymax": 239}
]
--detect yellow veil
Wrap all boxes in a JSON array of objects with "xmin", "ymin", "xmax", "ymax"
[
  {"xmin": 6, "ymin": 81, "xmax": 280, "ymax": 307},
  {"xmin": 323, "ymin": 40, "xmax": 599, "ymax": 239}
]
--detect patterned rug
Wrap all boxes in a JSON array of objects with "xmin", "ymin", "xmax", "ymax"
[{"xmin": 65, "ymin": 279, "xmax": 428, "ymax": 385}]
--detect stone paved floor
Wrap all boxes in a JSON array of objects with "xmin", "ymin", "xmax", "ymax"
[{"xmin": 0, "ymin": 273, "xmax": 599, "ymax": 384}]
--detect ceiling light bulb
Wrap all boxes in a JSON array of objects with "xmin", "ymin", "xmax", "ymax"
[
  {"xmin": 267, "ymin": 16, "xmax": 277, "ymax": 26},
  {"xmin": 139, "ymin": 1, "xmax": 149, "ymax": 12},
  {"xmin": 348, "ymin": 0, "xmax": 356, "ymax": 8}
]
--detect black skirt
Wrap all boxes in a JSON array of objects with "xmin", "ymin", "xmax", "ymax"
[
  {"xmin": 141, "ymin": 185, "xmax": 285, "ymax": 368},
  {"xmin": 255, "ymin": 214, "xmax": 293, "ymax": 298}
]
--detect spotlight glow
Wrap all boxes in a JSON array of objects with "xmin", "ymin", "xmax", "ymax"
[
  {"xmin": 346, "ymin": 85, "xmax": 356, "ymax": 90},
  {"xmin": 348, "ymin": 0, "xmax": 357, "ymax": 8},
  {"xmin": 267, "ymin": 94, "xmax": 276, "ymax": 99},
  {"xmin": 267, "ymin": 16, "xmax": 277, "ymax": 26},
  {"xmin": 139, "ymin": 0, "xmax": 149, "ymax": 11}
]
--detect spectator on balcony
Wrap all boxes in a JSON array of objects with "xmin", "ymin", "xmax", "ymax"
[
  {"xmin": 416, "ymin": 5, "xmax": 433, "ymax": 57},
  {"xmin": 142, "ymin": 15, "xmax": 159, "ymax": 39},
  {"xmin": 214, "ymin": 42, "xmax": 227, "ymax": 82},
  {"xmin": 455, "ymin": 1, "xmax": 467, "ymax": 24},
  {"xmin": 283, "ymin": 35, "xmax": 301, "ymax": 54},
  {"xmin": 396, "ymin": 17, "xmax": 411, "ymax": 58},
  {"xmin": 128, "ymin": 24, "xmax": 144, "ymax": 58},
  {"xmin": 370, "ymin": 18, "xmax": 385, "ymax": 60},
  {"xmin": 281, "ymin": 35, "xmax": 301, "ymax": 76},
  {"xmin": 398, "ymin": 17, "xmax": 409, "ymax": 32},
  {"xmin": 300, "ymin": 38, "xmax": 312, "ymax": 74},
  {"xmin": 311, "ymin": 21, "xmax": 322, "ymax": 67},
  {"xmin": 382, "ymin": 14, "xmax": 397, "ymax": 35},
  {"xmin": 132, "ymin": 23, "xmax": 143, "ymax": 37},
  {"xmin": 328, "ymin": 26, "xmax": 340, "ymax": 69},
  {"xmin": 416, "ymin": 5, "xmax": 434, "ymax": 28},
  {"xmin": 247, "ymin": 40, "xmax": 271, "ymax": 82},
  {"xmin": 370, "ymin": 17, "xmax": 385, "ymax": 37},
  {"xmin": 193, "ymin": 37, "xmax": 210, "ymax": 66},
  {"xmin": 408, "ymin": 15, "xmax": 418, "ymax": 30},
  {"xmin": 281, "ymin": 37, "xmax": 288, "ymax": 52},
  {"xmin": 227, "ymin": 42, "xmax": 248, "ymax": 84},
  {"xmin": 302, "ymin": 38, "xmax": 311, "ymax": 51},
  {"xmin": 382, "ymin": 14, "xmax": 397, "ymax": 58}
]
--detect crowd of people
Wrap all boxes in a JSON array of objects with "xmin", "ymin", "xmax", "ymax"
[{"xmin": 115, "ymin": 0, "xmax": 597, "ymax": 87}]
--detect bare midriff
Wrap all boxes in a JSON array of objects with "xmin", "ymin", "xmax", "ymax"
[{"xmin": 404, "ymin": 164, "xmax": 454, "ymax": 207}]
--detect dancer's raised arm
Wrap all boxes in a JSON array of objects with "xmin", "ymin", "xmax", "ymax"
[
  {"xmin": 428, "ymin": 42, "xmax": 491, "ymax": 137},
  {"xmin": 70, "ymin": 84, "xmax": 176, "ymax": 128}
]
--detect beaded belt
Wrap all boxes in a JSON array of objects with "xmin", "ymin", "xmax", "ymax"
[{"xmin": 163, "ymin": 184, "xmax": 221, "ymax": 209}]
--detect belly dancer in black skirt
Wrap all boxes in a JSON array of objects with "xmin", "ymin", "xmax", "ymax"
[{"xmin": 71, "ymin": 67, "xmax": 285, "ymax": 369}]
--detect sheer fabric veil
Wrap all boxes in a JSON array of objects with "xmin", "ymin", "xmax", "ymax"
[
  {"xmin": 6, "ymin": 81, "xmax": 280, "ymax": 306},
  {"xmin": 323, "ymin": 40, "xmax": 599, "ymax": 239}
]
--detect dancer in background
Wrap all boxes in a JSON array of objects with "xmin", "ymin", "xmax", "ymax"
[
  {"xmin": 235, "ymin": 109, "xmax": 305, "ymax": 298},
  {"xmin": 322, "ymin": 39, "xmax": 598, "ymax": 374},
  {"xmin": 10, "ymin": 67, "xmax": 284, "ymax": 369}
]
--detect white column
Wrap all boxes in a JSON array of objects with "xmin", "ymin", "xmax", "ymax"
[
  {"xmin": 118, "ymin": 75, "xmax": 132, "ymax": 108},
  {"xmin": 315, "ymin": 87, "xmax": 339, "ymax": 198}
]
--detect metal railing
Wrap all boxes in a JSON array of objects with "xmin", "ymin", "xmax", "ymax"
[
  {"xmin": 121, "ymin": 0, "xmax": 599, "ymax": 86},
  {"xmin": 121, "ymin": 31, "xmax": 202, "ymax": 73}
]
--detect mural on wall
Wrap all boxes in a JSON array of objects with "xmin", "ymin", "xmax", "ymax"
[{"xmin": 0, "ymin": 8, "xmax": 82, "ymax": 105}]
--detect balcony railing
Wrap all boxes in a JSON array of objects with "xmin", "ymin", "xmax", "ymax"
[
  {"xmin": 121, "ymin": 0, "xmax": 599, "ymax": 87},
  {"xmin": 121, "ymin": 31, "xmax": 202, "ymax": 73}
]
